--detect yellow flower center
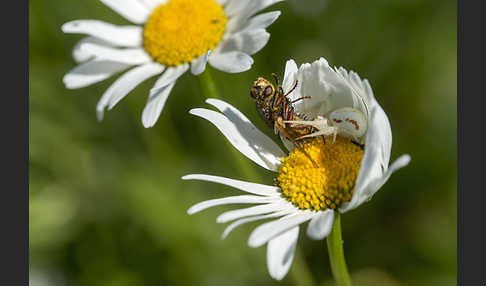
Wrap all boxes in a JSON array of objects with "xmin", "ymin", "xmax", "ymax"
[
  {"xmin": 143, "ymin": 0, "xmax": 227, "ymax": 66},
  {"xmin": 277, "ymin": 137, "xmax": 364, "ymax": 211}
]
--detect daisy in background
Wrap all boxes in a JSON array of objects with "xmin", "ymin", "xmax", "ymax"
[
  {"xmin": 62, "ymin": 0, "xmax": 282, "ymax": 127},
  {"xmin": 184, "ymin": 58, "xmax": 411, "ymax": 281}
]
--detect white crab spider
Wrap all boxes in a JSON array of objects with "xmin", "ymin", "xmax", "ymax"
[{"xmin": 284, "ymin": 107, "xmax": 368, "ymax": 144}]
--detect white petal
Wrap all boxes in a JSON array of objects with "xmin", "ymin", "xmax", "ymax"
[
  {"xmin": 267, "ymin": 226, "xmax": 299, "ymax": 280},
  {"xmin": 80, "ymin": 43, "xmax": 152, "ymax": 65},
  {"xmin": 224, "ymin": 0, "xmax": 253, "ymax": 17},
  {"xmin": 333, "ymin": 67, "xmax": 371, "ymax": 118},
  {"xmin": 99, "ymin": 0, "xmax": 150, "ymax": 24},
  {"xmin": 248, "ymin": 211, "xmax": 315, "ymax": 248},
  {"xmin": 138, "ymin": 0, "xmax": 167, "ymax": 10},
  {"xmin": 62, "ymin": 20, "xmax": 143, "ymax": 47},
  {"xmin": 189, "ymin": 105, "xmax": 285, "ymax": 171},
  {"xmin": 221, "ymin": 208, "xmax": 296, "ymax": 239},
  {"xmin": 139, "ymin": 65, "xmax": 188, "ymax": 127},
  {"xmin": 187, "ymin": 195, "xmax": 276, "ymax": 215},
  {"xmin": 227, "ymin": 11, "xmax": 281, "ymax": 33},
  {"xmin": 72, "ymin": 37, "xmax": 115, "ymax": 63},
  {"xmin": 63, "ymin": 60, "xmax": 132, "ymax": 89},
  {"xmin": 340, "ymin": 101, "xmax": 410, "ymax": 213},
  {"xmin": 244, "ymin": 10, "xmax": 281, "ymax": 31},
  {"xmin": 362, "ymin": 154, "xmax": 411, "ymax": 199},
  {"xmin": 182, "ymin": 174, "xmax": 281, "ymax": 197},
  {"xmin": 362, "ymin": 79, "xmax": 377, "ymax": 107},
  {"xmin": 282, "ymin": 59, "xmax": 299, "ymax": 95},
  {"xmin": 306, "ymin": 210, "xmax": 334, "ymax": 240},
  {"xmin": 289, "ymin": 58, "xmax": 356, "ymax": 118},
  {"xmin": 225, "ymin": 0, "xmax": 283, "ymax": 19},
  {"xmin": 141, "ymin": 82, "xmax": 175, "ymax": 128},
  {"xmin": 340, "ymin": 102, "xmax": 392, "ymax": 211},
  {"xmin": 96, "ymin": 63, "xmax": 164, "ymax": 120},
  {"xmin": 340, "ymin": 154, "xmax": 410, "ymax": 213},
  {"xmin": 217, "ymin": 29, "xmax": 270, "ymax": 55},
  {"xmin": 150, "ymin": 64, "xmax": 189, "ymax": 93},
  {"xmin": 217, "ymin": 202, "xmax": 288, "ymax": 223},
  {"xmin": 205, "ymin": 98, "xmax": 287, "ymax": 170},
  {"xmin": 191, "ymin": 51, "xmax": 211, "ymax": 75},
  {"xmin": 208, "ymin": 51, "xmax": 253, "ymax": 73}
]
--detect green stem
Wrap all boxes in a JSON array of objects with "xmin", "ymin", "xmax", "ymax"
[
  {"xmin": 197, "ymin": 68, "xmax": 316, "ymax": 286},
  {"xmin": 326, "ymin": 213, "xmax": 353, "ymax": 286},
  {"xmin": 198, "ymin": 67, "xmax": 221, "ymax": 99}
]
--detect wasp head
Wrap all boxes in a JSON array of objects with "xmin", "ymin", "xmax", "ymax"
[{"xmin": 250, "ymin": 77, "xmax": 275, "ymax": 101}]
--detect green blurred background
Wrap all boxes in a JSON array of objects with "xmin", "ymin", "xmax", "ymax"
[{"xmin": 29, "ymin": 0, "xmax": 456, "ymax": 285}]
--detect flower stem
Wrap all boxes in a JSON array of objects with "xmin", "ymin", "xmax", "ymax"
[
  {"xmin": 326, "ymin": 213, "xmax": 353, "ymax": 286},
  {"xmin": 198, "ymin": 67, "xmax": 221, "ymax": 99}
]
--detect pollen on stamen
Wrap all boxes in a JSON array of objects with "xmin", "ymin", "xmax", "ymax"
[
  {"xmin": 143, "ymin": 0, "xmax": 227, "ymax": 66},
  {"xmin": 276, "ymin": 137, "xmax": 364, "ymax": 211}
]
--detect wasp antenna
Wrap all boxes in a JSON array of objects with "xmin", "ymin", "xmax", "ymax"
[{"xmin": 271, "ymin": 73, "xmax": 280, "ymax": 87}]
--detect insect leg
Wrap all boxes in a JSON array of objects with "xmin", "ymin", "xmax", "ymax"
[
  {"xmin": 291, "ymin": 96, "xmax": 311, "ymax": 104},
  {"xmin": 284, "ymin": 80, "xmax": 299, "ymax": 97}
]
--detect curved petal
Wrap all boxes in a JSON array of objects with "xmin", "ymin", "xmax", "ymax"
[
  {"xmin": 204, "ymin": 98, "xmax": 287, "ymax": 165},
  {"xmin": 217, "ymin": 202, "xmax": 289, "ymax": 223},
  {"xmin": 150, "ymin": 64, "xmax": 188, "ymax": 92},
  {"xmin": 340, "ymin": 154, "xmax": 410, "ymax": 213},
  {"xmin": 96, "ymin": 63, "xmax": 164, "ymax": 120},
  {"xmin": 80, "ymin": 43, "xmax": 152, "ymax": 65},
  {"xmin": 306, "ymin": 209, "xmax": 334, "ymax": 240},
  {"xmin": 182, "ymin": 174, "xmax": 281, "ymax": 197},
  {"xmin": 217, "ymin": 29, "xmax": 270, "ymax": 55},
  {"xmin": 370, "ymin": 154, "xmax": 411, "ymax": 193},
  {"xmin": 248, "ymin": 211, "xmax": 315, "ymax": 248},
  {"xmin": 99, "ymin": 0, "xmax": 150, "ymax": 24},
  {"xmin": 340, "ymin": 102, "xmax": 392, "ymax": 211},
  {"xmin": 221, "ymin": 207, "xmax": 297, "ymax": 239},
  {"xmin": 208, "ymin": 51, "xmax": 253, "ymax": 73},
  {"xmin": 226, "ymin": 11, "xmax": 281, "ymax": 34},
  {"xmin": 282, "ymin": 59, "xmax": 298, "ymax": 95},
  {"xmin": 333, "ymin": 66, "xmax": 371, "ymax": 117},
  {"xmin": 288, "ymin": 58, "xmax": 356, "ymax": 118},
  {"xmin": 141, "ymin": 81, "xmax": 176, "ymax": 128},
  {"xmin": 72, "ymin": 37, "xmax": 115, "ymax": 63},
  {"xmin": 267, "ymin": 226, "xmax": 299, "ymax": 280},
  {"xmin": 187, "ymin": 195, "xmax": 276, "ymax": 215},
  {"xmin": 63, "ymin": 60, "xmax": 131, "ymax": 89},
  {"xmin": 224, "ymin": 0, "xmax": 254, "ymax": 17},
  {"xmin": 191, "ymin": 51, "xmax": 211, "ymax": 75},
  {"xmin": 62, "ymin": 20, "xmax": 143, "ymax": 47},
  {"xmin": 225, "ymin": 0, "xmax": 283, "ymax": 19},
  {"xmin": 189, "ymin": 103, "xmax": 285, "ymax": 171}
]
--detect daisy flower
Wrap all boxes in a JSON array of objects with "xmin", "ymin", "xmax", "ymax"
[
  {"xmin": 62, "ymin": 0, "xmax": 282, "ymax": 127},
  {"xmin": 184, "ymin": 58, "xmax": 411, "ymax": 280}
]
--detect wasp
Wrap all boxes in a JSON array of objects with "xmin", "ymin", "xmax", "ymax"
[{"xmin": 249, "ymin": 74, "xmax": 320, "ymax": 166}]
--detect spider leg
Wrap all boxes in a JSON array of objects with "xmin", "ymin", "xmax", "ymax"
[{"xmin": 275, "ymin": 120, "xmax": 319, "ymax": 168}]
